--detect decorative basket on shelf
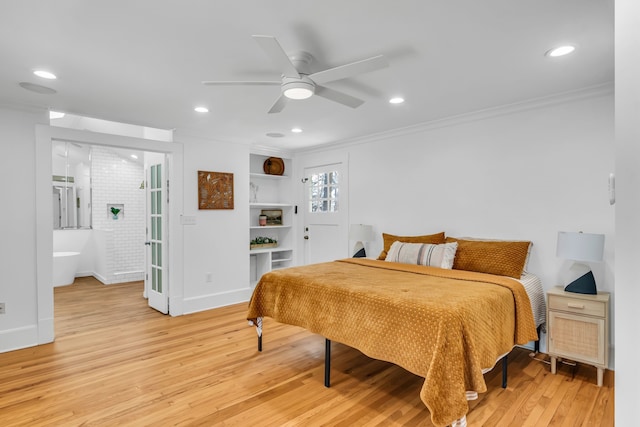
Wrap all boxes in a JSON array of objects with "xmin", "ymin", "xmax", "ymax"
[{"xmin": 250, "ymin": 236, "xmax": 278, "ymax": 250}]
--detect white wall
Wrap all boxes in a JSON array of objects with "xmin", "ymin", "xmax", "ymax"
[
  {"xmin": 177, "ymin": 131, "xmax": 252, "ymax": 313},
  {"xmin": 614, "ymin": 0, "xmax": 640, "ymax": 424},
  {"xmin": 296, "ymin": 90, "xmax": 615, "ymax": 358},
  {"xmin": 0, "ymin": 106, "xmax": 48, "ymax": 351}
]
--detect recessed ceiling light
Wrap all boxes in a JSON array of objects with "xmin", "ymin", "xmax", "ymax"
[
  {"xmin": 194, "ymin": 106, "xmax": 209, "ymax": 113},
  {"xmin": 33, "ymin": 70, "xmax": 57, "ymax": 79},
  {"xmin": 130, "ymin": 154, "xmax": 138, "ymax": 160},
  {"xmin": 389, "ymin": 97, "xmax": 405, "ymax": 104},
  {"xmin": 545, "ymin": 45, "xmax": 576, "ymax": 57},
  {"xmin": 49, "ymin": 111, "xmax": 65, "ymax": 119},
  {"xmin": 291, "ymin": 127, "xmax": 303, "ymax": 133}
]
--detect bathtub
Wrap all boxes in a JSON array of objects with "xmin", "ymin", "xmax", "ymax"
[{"xmin": 53, "ymin": 251, "xmax": 81, "ymax": 287}]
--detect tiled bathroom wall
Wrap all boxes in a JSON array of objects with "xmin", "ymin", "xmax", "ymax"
[{"xmin": 91, "ymin": 147, "xmax": 145, "ymax": 283}]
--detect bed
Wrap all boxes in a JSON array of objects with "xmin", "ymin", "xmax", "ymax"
[{"xmin": 247, "ymin": 235, "xmax": 545, "ymax": 427}]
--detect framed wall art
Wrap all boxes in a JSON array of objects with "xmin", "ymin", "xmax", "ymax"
[
  {"xmin": 198, "ymin": 171, "xmax": 234, "ymax": 210},
  {"xmin": 261, "ymin": 209, "xmax": 282, "ymax": 225}
]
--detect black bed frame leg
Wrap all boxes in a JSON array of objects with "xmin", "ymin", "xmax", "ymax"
[
  {"xmin": 534, "ymin": 325, "xmax": 542, "ymax": 353},
  {"xmin": 325, "ymin": 339, "xmax": 331, "ymax": 388},
  {"xmin": 502, "ymin": 355, "xmax": 508, "ymax": 388},
  {"xmin": 258, "ymin": 334, "xmax": 262, "ymax": 352}
]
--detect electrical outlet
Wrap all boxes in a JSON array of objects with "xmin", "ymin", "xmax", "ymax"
[{"xmin": 0, "ymin": 303, "xmax": 5, "ymax": 314}]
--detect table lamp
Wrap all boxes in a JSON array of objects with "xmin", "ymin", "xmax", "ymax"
[
  {"xmin": 349, "ymin": 224, "xmax": 373, "ymax": 258},
  {"xmin": 556, "ymin": 231, "xmax": 605, "ymax": 295}
]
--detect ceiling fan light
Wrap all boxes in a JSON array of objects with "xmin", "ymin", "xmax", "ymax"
[{"xmin": 283, "ymin": 81, "xmax": 315, "ymax": 100}]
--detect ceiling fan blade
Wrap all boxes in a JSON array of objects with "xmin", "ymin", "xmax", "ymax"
[
  {"xmin": 268, "ymin": 95, "xmax": 288, "ymax": 114},
  {"xmin": 202, "ymin": 81, "xmax": 280, "ymax": 86},
  {"xmin": 310, "ymin": 55, "xmax": 389, "ymax": 84},
  {"xmin": 314, "ymin": 86, "xmax": 364, "ymax": 109},
  {"xmin": 252, "ymin": 35, "xmax": 300, "ymax": 79}
]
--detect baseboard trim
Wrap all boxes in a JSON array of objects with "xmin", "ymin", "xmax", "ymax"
[
  {"xmin": 0, "ymin": 324, "xmax": 39, "ymax": 353},
  {"xmin": 182, "ymin": 288, "xmax": 252, "ymax": 315}
]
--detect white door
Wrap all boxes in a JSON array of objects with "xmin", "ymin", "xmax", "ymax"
[
  {"xmin": 146, "ymin": 160, "xmax": 169, "ymax": 313},
  {"xmin": 303, "ymin": 163, "xmax": 348, "ymax": 264}
]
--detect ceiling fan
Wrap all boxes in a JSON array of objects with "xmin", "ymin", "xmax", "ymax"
[{"xmin": 202, "ymin": 35, "xmax": 389, "ymax": 114}]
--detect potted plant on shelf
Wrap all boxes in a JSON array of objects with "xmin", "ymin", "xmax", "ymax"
[
  {"xmin": 250, "ymin": 236, "xmax": 277, "ymax": 250},
  {"xmin": 110, "ymin": 206, "xmax": 121, "ymax": 220}
]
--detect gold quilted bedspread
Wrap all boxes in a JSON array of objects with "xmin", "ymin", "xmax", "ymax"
[{"xmin": 247, "ymin": 258, "xmax": 538, "ymax": 426}]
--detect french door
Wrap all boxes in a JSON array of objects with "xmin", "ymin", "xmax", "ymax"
[{"xmin": 146, "ymin": 159, "xmax": 168, "ymax": 313}]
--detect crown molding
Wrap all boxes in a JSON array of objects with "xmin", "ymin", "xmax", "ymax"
[{"xmin": 294, "ymin": 82, "xmax": 614, "ymax": 155}]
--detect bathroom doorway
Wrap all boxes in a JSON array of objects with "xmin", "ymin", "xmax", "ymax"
[{"xmin": 36, "ymin": 124, "xmax": 185, "ymax": 345}]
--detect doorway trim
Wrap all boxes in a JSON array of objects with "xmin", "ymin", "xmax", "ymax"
[{"xmin": 35, "ymin": 125, "xmax": 185, "ymax": 344}]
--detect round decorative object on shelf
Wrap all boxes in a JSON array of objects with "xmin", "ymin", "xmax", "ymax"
[{"xmin": 263, "ymin": 157, "xmax": 285, "ymax": 175}]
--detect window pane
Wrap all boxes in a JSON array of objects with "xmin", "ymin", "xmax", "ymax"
[
  {"xmin": 157, "ymin": 269, "xmax": 162, "ymax": 293},
  {"xmin": 307, "ymin": 170, "xmax": 339, "ymax": 213},
  {"xmin": 320, "ymin": 186, "xmax": 328, "ymax": 198},
  {"xmin": 151, "ymin": 165, "xmax": 157, "ymax": 189},
  {"xmin": 156, "ymin": 164, "xmax": 162, "ymax": 188},
  {"xmin": 156, "ymin": 190, "xmax": 162, "ymax": 214},
  {"xmin": 330, "ymin": 186, "xmax": 338, "ymax": 199},
  {"xmin": 157, "ymin": 218, "xmax": 162, "ymax": 240},
  {"xmin": 157, "ymin": 243, "xmax": 162, "ymax": 267},
  {"xmin": 152, "ymin": 242, "xmax": 157, "ymax": 265},
  {"xmin": 152, "ymin": 266, "xmax": 157, "ymax": 291},
  {"xmin": 151, "ymin": 192, "xmax": 156, "ymax": 214},
  {"xmin": 152, "ymin": 217, "xmax": 157, "ymax": 239}
]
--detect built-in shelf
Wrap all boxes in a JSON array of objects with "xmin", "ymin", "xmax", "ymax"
[
  {"xmin": 249, "ymin": 247, "xmax": 293, "ymax": 254},
  {"xmin": 250, "ymin": 172, "xmax": 289, "ymax": 180},
  {"xmin": 250, "ymin": 225, "xmax": 292, "ymax": 230},
  {"xmin": 249, "ymin": 153, "xmax": 295, "ymax": 287},
  {"xmin": 250, "ymin": 202, "xmax": 293, "ymax": 208}
]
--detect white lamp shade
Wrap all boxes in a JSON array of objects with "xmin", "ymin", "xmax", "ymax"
[
  {"xmin": 556, "ymin": 231, "xmax": 604, "ymax": 262},
  {"xmin": 349, "ymin": 224, "xmax": 373, "ymax": 242}
]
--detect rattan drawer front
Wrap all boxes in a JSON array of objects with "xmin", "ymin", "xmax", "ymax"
[
  {"xmin": 548, "ymin": 295, "xmax": 605, "ymax": 317},
  {"xmin": 548, "ymin": 311, "xmax": 606, "ymax": 365}
]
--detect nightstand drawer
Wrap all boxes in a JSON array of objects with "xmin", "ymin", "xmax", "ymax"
[{"xmin": 548, "ymin": 295, "xmax": 605, "ymax": 317}]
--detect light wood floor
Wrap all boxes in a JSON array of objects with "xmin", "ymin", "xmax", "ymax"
[{"xmin": 0, "ymin": 277, "xmax": 614, "ymax": 426}]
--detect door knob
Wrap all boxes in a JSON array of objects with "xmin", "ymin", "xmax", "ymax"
[
  {"xmin": 304, "ymin": 235, "xmax": 309, "ymax": 240},
  {"xmin": 144, "ymin": 241, "xmax": 151, "ymax": 246}
]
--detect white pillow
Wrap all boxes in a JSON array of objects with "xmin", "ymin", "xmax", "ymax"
[{"xmin": 385, "ymin": 241, "xmax": 458, "ymax": 269}]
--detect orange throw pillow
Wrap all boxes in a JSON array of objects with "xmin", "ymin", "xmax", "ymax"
[
  {"xmin": 445, "ymin": 237, "xmax": 531, "ymax": 278},
  {"xmin": 378, "ymin": 232, "xmax": 446, "ymax": 260}
]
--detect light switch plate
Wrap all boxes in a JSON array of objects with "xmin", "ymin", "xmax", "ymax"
[{"xmin": 181, "ymin": 215, "xmax": 197, "ymax": 225}]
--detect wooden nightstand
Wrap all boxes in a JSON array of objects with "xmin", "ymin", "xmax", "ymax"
[{"xmin": 546, "ymin": 287, "xmax": 610, "ymax": 386}]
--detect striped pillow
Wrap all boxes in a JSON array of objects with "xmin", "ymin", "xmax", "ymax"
[{"xmin": 385, "ymin": 241, "xmax": 458, "ymax": 269}]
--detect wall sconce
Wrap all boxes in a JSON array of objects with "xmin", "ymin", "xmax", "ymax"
[
  {"xmin": 349, "ymin": 224, "xmax": 373, "ymax": 258},
  {"xmin": 556, "ymin": 231, "xmax": 605, "ymax": 294}
]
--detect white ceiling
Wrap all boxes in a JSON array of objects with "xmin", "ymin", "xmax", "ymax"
[{"xmin": 0, "ymin": 1, "xmax": 613, "ymax": 151}]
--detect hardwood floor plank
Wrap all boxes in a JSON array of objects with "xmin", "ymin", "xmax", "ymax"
[{"xmin": 0, "ymin": 277, "xmax": 614, "ymax": 426}]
